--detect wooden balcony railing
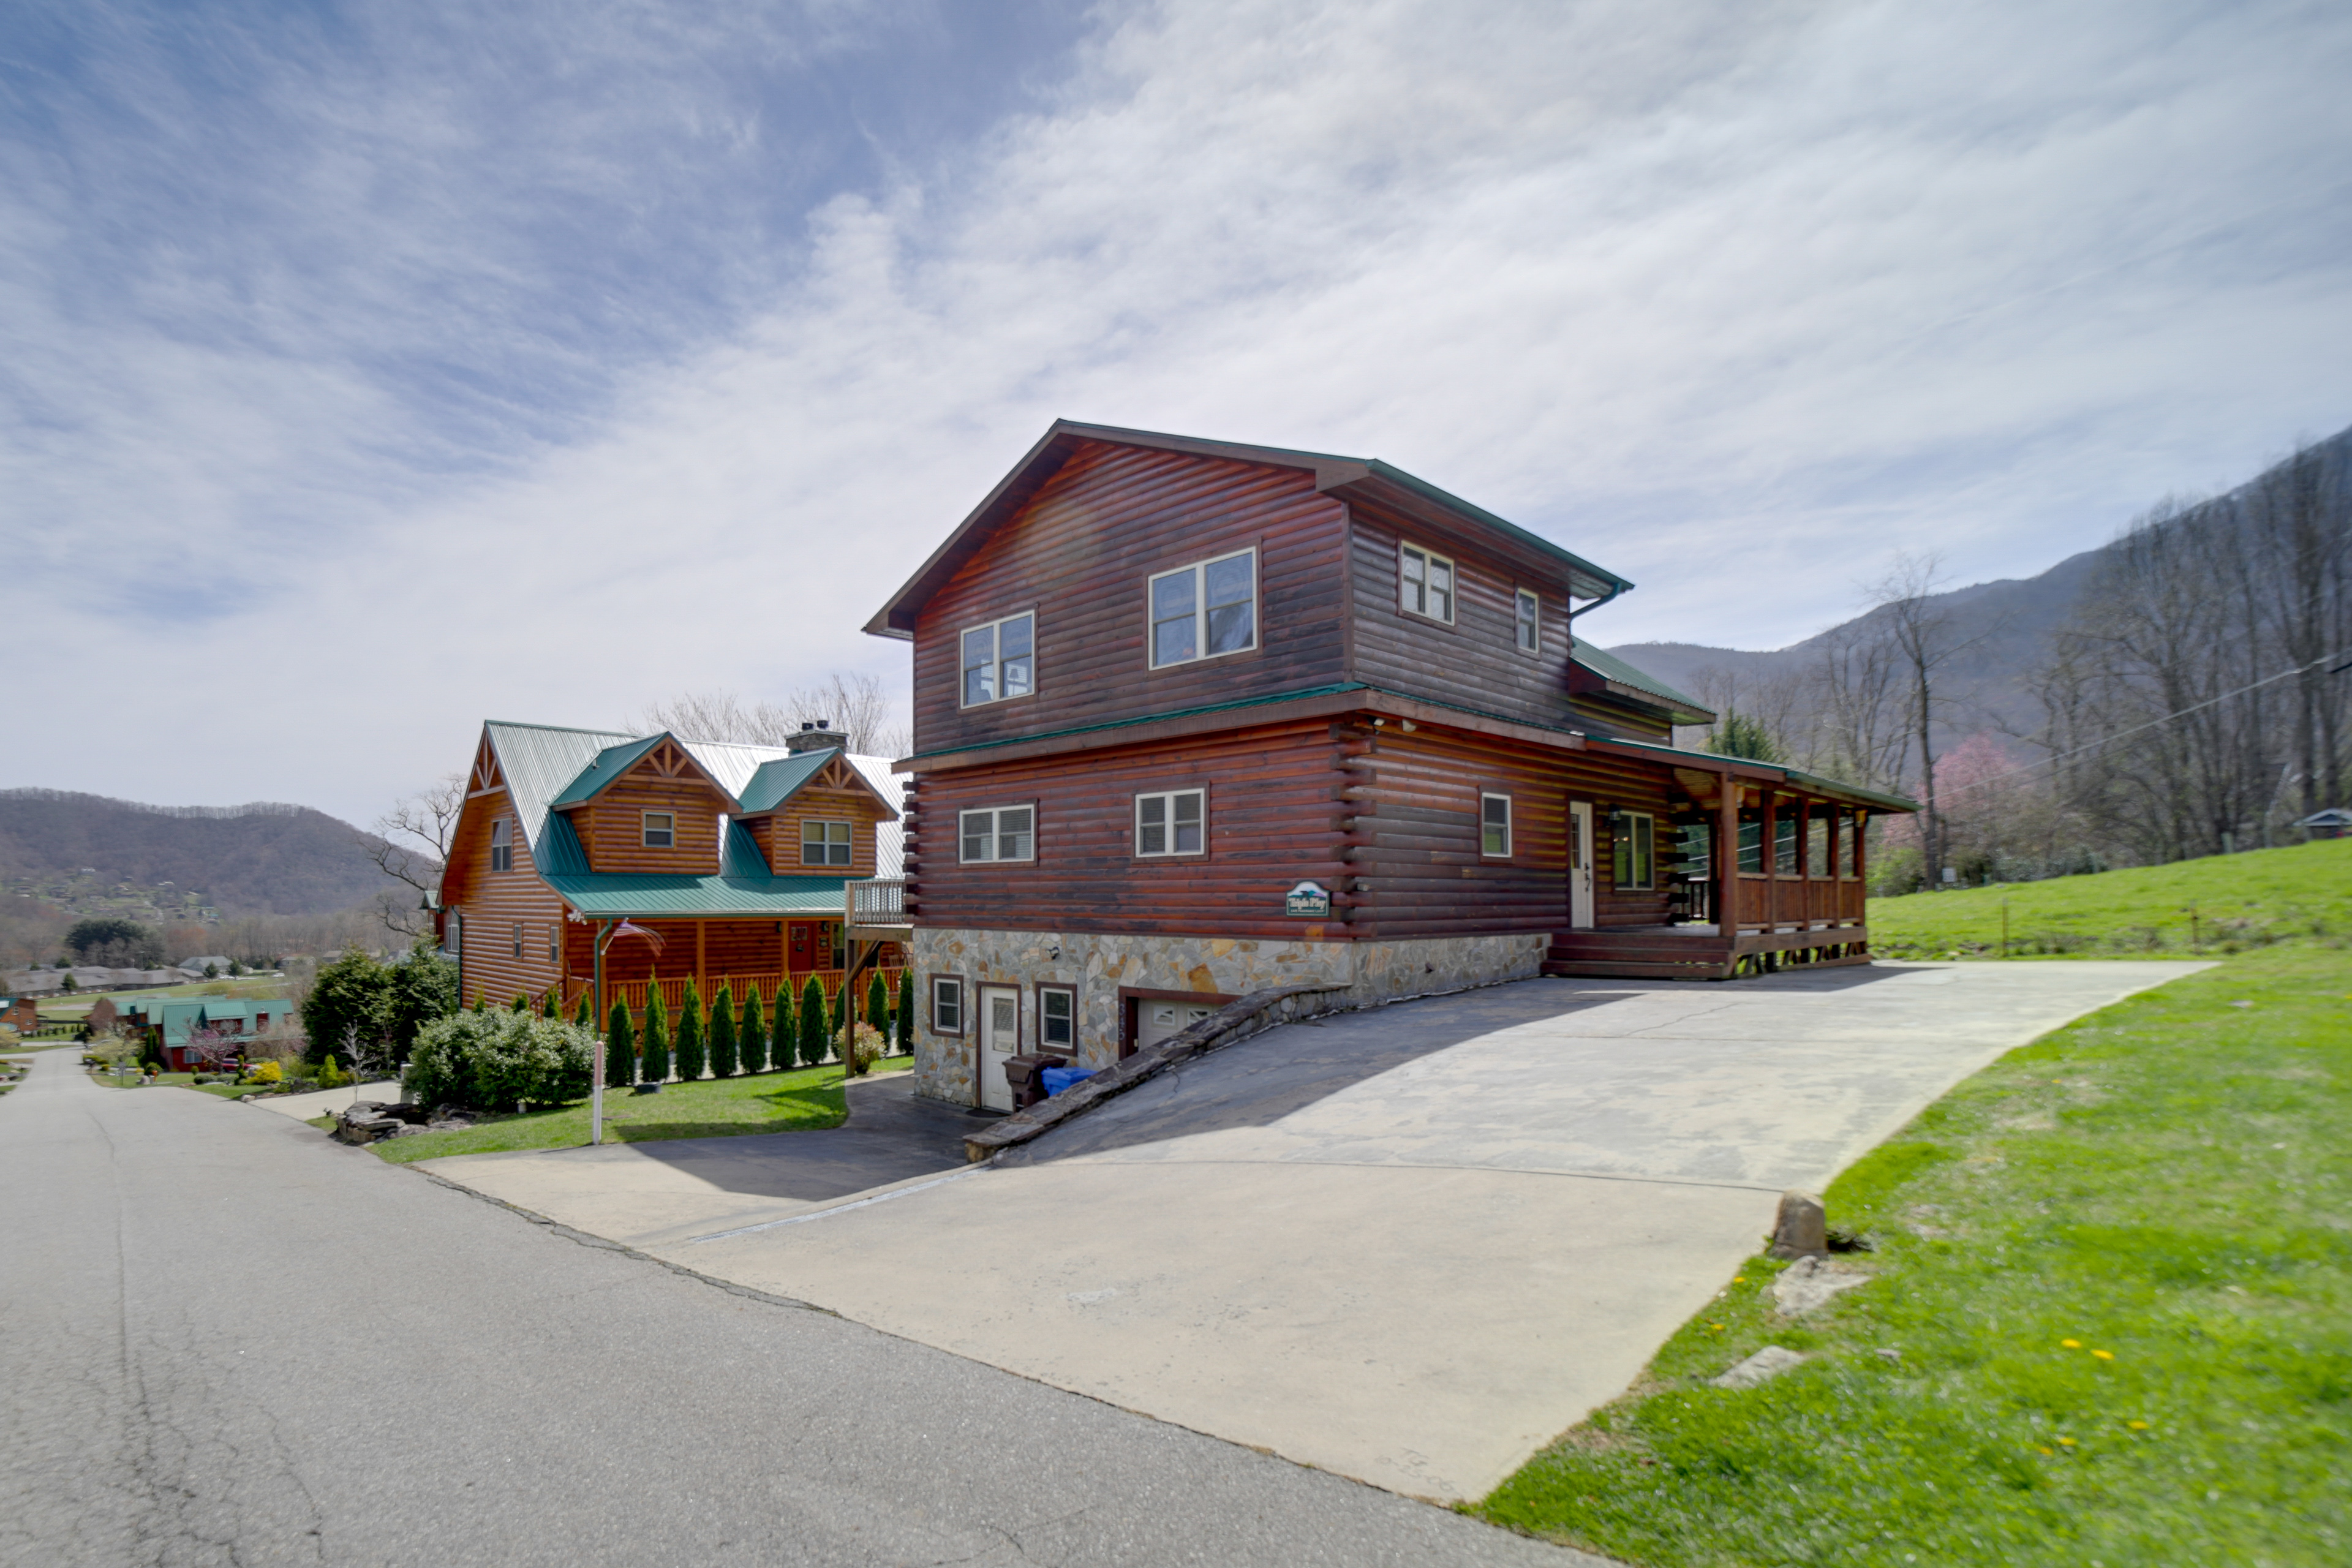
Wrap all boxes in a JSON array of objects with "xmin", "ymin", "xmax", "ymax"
[
  {"xmin": 1730, "ymin": 876, "xmax": 1866, "ymax": 932},
  {"xmin": 847, "ymin": 877, "xmax": 907, "ymax": 927}
]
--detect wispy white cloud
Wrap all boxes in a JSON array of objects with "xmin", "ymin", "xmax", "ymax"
[{"xmin": 6, "ymin": 0, "xmax": 2350, "ymax": 827}]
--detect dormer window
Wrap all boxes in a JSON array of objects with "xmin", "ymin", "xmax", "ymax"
[
  {"xmin": 962, "ymin": 612, "xmax": 1035, "ymax": 706},
  {"xmin": 489, "ymin": 818, "xmax": 513, "ymax": 872},
  {"xmin": 1148, "ymin": 549, "xmax": 1256, "ymax": 668},
  {"xmin": 801, "ymin": 819, "xmax": 853, "ymax": 867},
  {"xmin": 1401, "ymin": 544, "xmax": 1454, "ymax": 624},
  {"xmin": 641, "ymin": 812, "xmax": 674, "ymax": 849}
]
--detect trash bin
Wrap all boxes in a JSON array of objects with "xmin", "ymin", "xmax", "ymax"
[
  {"xmin": 1039, "ymin": 1065, "xmax": 1098, "ymax": 1097},
  {"xmin": 1001, "ymin": 1053, "xmax": 1069, "ymax": 1110}
]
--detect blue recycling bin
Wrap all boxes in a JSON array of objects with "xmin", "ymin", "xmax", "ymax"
[{"xmin": 1039, "ymin": 1065, "xmax": 1097, "ymax": 1096}]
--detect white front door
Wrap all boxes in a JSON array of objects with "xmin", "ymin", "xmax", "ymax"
[
  {"xmin": 978, "ymin": 986, "xmax": 1021, "ymax": 1110},
  {"xmin": 1136, "ymin": 999, "xmax": 1217, "ymax": 1051},
  {"xmin": 1569, "ymin": 801, "xmax": 1596, "ymax": 929}
]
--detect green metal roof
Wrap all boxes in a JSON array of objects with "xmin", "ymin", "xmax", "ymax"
[
  {"xmin": 1570, "ymin": 639, "xmax": 1714, "ymax": 722},
  {"xmin": 735, "ymin": 749, "xmax": 835, "ymax": 815},
  {"xmin": 550, "ymin": 733, "xmax": 674, "ymax": 808},
  {"xmin": 480, "ymin": 721, "xmax": 636, "ymax": 858},
  {"xmin": 1591, "ymin": 733, "xmax": 1920, "ymax": 813},
  {"xmin": 541, "ymin": 872, "xmax": 851, "ymax": 919}
]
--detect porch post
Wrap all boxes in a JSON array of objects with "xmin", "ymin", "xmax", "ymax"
[
  {"xmin": 695, "ymin": 921, "xmax": 707, "ymax": 989},
  {"xmin": 1716, "ymin": 769, "xmax": 1738, "ymax": 934}
]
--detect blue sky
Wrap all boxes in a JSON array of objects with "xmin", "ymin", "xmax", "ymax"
[{"xmin": 6, "ymin": 0, "xmax": 2350, "ymax": 828}]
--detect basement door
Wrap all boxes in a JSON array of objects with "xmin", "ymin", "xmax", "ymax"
[
  {"xmin": 978, "ymin": 985, "xmax": 1020, "ymax": 1111},
  {"xmin": 1568, "ymin": 801, "xmax": 1596, "ymax": 929},
  {"xmin": 1135, "ymin": 999, "xmax": 1218, "ymax": 1052}
]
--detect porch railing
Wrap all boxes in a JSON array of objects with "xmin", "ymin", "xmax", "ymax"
[
  {"xmin": 847, "ymin": 877, "xmax": 907, "ymax": 927},
  {"xmin": 1730, "ymin": 877, "xmax": 1867, "ymax": 932}
]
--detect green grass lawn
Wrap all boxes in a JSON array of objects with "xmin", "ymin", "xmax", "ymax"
[
  {"xmin": 1866, "ymin": 837, "xmax": 2350, "ymax": 960},
  {"xmin": 368, "ymin": 1057, "xmax": 914, "ymax": 1164},
  {"xmin": 92, "ymin": 1068, "xmax": 247, "ymax": 1096},
  {"xmin": 1476, "ymin": 938, "xmax": 2351, "ymax": 1566}
]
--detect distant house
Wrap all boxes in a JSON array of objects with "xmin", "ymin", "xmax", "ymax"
[
  {"xmin": 434, "ymin": 720, "xmax": 907, "ymax": 1024},
  {"xmin": 2296, "ymin": 808, "xmax": 2351, "ymax": 840},
  {"xmin": 2, "ymin": 996, "xmax": 37, "ymax": 1032},
  {"xmin": 119, "ymin": 997, "xmax": 292, "ymax": 1070}
]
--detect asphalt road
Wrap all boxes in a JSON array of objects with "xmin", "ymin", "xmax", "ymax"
[{"xmin": 0, "ymin": 1049, "xmax": 1601, "ymax": 1568}]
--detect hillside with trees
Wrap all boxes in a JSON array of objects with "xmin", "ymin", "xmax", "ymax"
[{"xmin": 1610, "ymin": 424, "xmax": 2351, "ymax": 890}]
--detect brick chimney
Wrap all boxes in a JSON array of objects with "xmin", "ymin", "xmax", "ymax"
[{"xmin": 786, "ymin": 720, "xmax": 847, "ymax": 755}]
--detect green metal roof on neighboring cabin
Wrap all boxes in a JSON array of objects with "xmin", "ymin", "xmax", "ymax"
[
  {"xmin": 540, "ymin": 872, "xmax": 853, "ymax": 919},
  {"xmin": 1569, "ymin": 639, "xmax": 1714, "ymax": 723},
  {"xmin": 550, "ymin": 733, "xmax": 676, "ymax": 808},
  {"xmin": 734, "ymin": 749, "xmax": 837, "ymax": 815}
]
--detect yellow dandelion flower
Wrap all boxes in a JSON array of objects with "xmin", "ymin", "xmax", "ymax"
[
  {"xmin": 2057, "ymin": 1437, "xmax": 2076, "ymax": 1447},
  {"xmin": 2060, "ymin": 1339, "xmax": 2082, "ymax": 1349},
  {"xmin": 2037, "ymin": 1446, "xmax": 2052, "ymax": 1456},
  {"xmin": 2092, "ymin": 1349, "xmax": 2115, "ymax": 1360},
  {"xmin": 2128, "ymin": 1421, "xmax": 2149, "ymax": 1431},
  {"xmin": 1733, "ymin": 1276, "xmax": 1746, "ymax": 1283}
]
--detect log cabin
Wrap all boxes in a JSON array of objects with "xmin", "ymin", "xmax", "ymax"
[
  {"xmin": 865, "ymin": 421, "xmax": 1917, "ymax": 1110},
  {"xmin": 434, "ymin": 720, "xmax": 906, "ymax": 1031}
]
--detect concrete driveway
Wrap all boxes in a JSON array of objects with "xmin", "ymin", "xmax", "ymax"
[{"xmin": 430, "ymin": 960, "xmax": 2201, "ymax": 1503}]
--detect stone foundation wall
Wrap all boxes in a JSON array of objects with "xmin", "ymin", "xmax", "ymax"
[{"xmin": 908, "ymin": 927, "xmax": 1548, "ymax": 1106}]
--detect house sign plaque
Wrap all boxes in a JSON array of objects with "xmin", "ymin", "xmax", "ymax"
[{"xmin": 1284, "ymin": 880, "xmax": 1332, "ymax": 918}]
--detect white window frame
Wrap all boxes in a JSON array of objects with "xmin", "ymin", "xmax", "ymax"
[
  {"xmin": 931, "ymin": 976, "xmax": 965, "ymax": 1035},
  {"xmin": 801, "ymin": 818, "xmax": 853, "ymax": 867},
  {"xmin": 510, "ymin": 922, "xmax": 523, "ymax": 960},
  {"xmin": 1614, "ymin": 811, "xmax": 1657, "ymax": 891},
  {"xmin": 1480, "ymin": 793, "xmax": 1513, "ymax": 858},
  {"xmin": 1400, "ymin": 543, "xmax": 1455, "ymax": 624},
  {"xmin": 1147, "ymin": 548, "xmax": 1257, "ymax": 669},
  {"xmin": 1134, "ymin": 790, "xmax": 1206, "ymax": 858},
  {"xmin": 489, "ymin": 816, "xmax": 513, "ymax": 872},
  {"xmin": 959, "ymin": 610, "xmax": 1037, "ymax": 707},
  {"xmin": 1514, "ymin": 587, "xmax": 1540, "ymax": 655},
  {"xmin": 547, "ymin": 925, "xmax": 560, "ymax": 964},
  {"xmin": 641, "ymin": 811, "xmax": 674, "ymax": 850},
  {"xmin": 1039, "ymin": 984, "xmax": 1076, "ymax": 1050},
  {"xmin": 958, "ymin": 805, "xmax": 1035, "ymax": 864}
]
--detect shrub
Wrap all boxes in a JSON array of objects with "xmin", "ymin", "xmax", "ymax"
[
  {"xmin": 739, "ymin": 985, "xmax": 767, "ymax": 1076},
  {"xmin": 573, "ymin": 993, "xmax": 592, "ymax": 1030},
  {"xmin": 798, "ymin": 976, "xmax": 828, "ymax": 1068},
  {"xmin": 865, "ymin": 970, "xmax": 889, "ymax": 1048},
  {"xmin": 676, "ymin": 978, "xmax": 706, "ymax": 1082},
  {"xmin": 541, "ymin": 989, "xmax": 558, "ymax": 1019},
  {"xmin": 244, "ymin": 1060, "xmax": 282, "ymax": 1085},
  {"xmin": 511, "ymin": 993, "xmax": 528, "ymax": 1012},
  {"xmin": 846, "ymin": 1022, "xmax": 887, "ymax": 1074},
  {"xmin": 402, "ymin": 1011, "xmax": 594, "ymax": 1112},
  {"xmin": 301, "ymin": 946, "xmax": 389, "ymax": 1064},
  {"xmin": 606, "ymin": 999, "xmax": 635, "ymax": 1085},
  {"xmin": 317, "ymin": 1055, "xmax": 347, "ymax": 1089},
  {"xmin": 895, "ymin": 971, "xmax": 913, "ymax": 1055},
  {"xmin": 771, "ymin": 983, "xmax": 794, "ymax": 1066},
  {"xmin": 708, "ymin": 981, "xmax": 737, "ymax": 1079},
  {"xmin": 640, "ymin": 981, "xmax": 671, "ymax": 1084}
]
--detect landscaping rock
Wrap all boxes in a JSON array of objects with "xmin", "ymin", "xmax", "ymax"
[
  {"xmin": 1711, "ymin": 1346, "xmax": 1807, "ymax": 1389},
  {"xmin": 1768, "ymin": 1189, "xmax": 1828, "ymax": 1259},
  {"xmin": 1771, "ymin": 1254, "xmax": 1871, "ymax": 1315}
]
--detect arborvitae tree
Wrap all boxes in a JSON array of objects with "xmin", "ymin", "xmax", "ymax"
[
  {"xmin": 708, "ymin": 981, "xmax": 738, "ymax": 1078},
  {"xmin": 640, "ymin": 979, "xmax": 671, "ymax": 1084},
  {"xmin": 573, "ymin": 992, "xmax": 592, "ymax": 1030},
  {"xmin": 676, "ymin": 978, "xmax": 706, "ymax": 1082},
  {"xmin": 511, "ymin": 993, "xmax": 528, "ymax": 1012},
  {"xmin": 895, "ymin": 970, "xmax": 914, "ymax": 1055},
  {"xmin": 472, "ymin": 994, "xmax": 486, "ymax": 1014},
  {"xmin": 771, "ymin": 983, "xmax": 794, "ymax": 1071},
  {"xmin": 606, "ymin": 999, "xmax": 636, "ymax": 1085},
  {"xmin": 863, "ymin": 969, "xmax": 886, "ymax": 1040},
  {"xmin": 739, "ymin": 986, "xmax": 766, "ymax": 1076},
  {"xmin": 541, "ymin": 989, "xmax": 559, "ymax": 1019},
  {"xmin": 798, "ymin": 976, "xmax": 829, "ymax": 1068}
]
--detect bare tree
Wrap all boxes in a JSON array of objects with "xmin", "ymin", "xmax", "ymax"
[
  {"xmin": 631, "ymin": 673, "xmax": 908, "ymax": 757},
  {"xmin": 363, "ymin": 773, "xmax": 463, "ymax": 939},
  {"xmin": 1868, "ymin": 552, "xmax": 2003, "ymax": 888}
]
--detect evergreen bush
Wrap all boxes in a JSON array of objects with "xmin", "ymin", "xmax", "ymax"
[
  {"xmin": 641, "ymin": 980, "xmax": 671, "ymax": 1084},
  {"xmin": 708, "ymin": 981, "xmax": 737, "ymax": 1078},
  {"xmin": 541, "ymin": 989, "xmax": 558, "ymax": 1019},
  {"xmin": 511, "ymin": 994, "xmax": 528, "ymax": 1012},
  {"xmin": 675, "ymin": 978, "xmax": 706, "ymax": 1082},
  {"xmin": 605, "ymin": 999, "xmax": 635, "ymax": 1085},
  {"xmin": 739, "ymin": 986, "xmax": 766, "ymax": 1076},
  {"xmin": 798, "ymin": 976, "xmax": 829, "ymax": 1068},
  {"xmin": 573, "ymin": 993, "xmax": 592, "ymax": 1030},
  {"xmin": 865, "ymin": 970, "xmax": 888, "ymax": 1050},
  {"xmin": 896, "ymin": 971, "xmax": 913, "ymax": 1055},
  {"xmin": 403, "ymin": 1011, "xmax": 594, "ymax": 1111},
  {"xmin": 771, "ymin": 982, "xmax": 794, "ymax": 1069}
]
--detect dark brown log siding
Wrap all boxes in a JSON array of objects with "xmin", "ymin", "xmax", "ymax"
[
  {"xmin": 446, "ymin": 787, "xmax": 567, "ymax": 1007},
  {"xmin": 911, "ymin": 441, "xmax": 1349, "ymax": 755}
]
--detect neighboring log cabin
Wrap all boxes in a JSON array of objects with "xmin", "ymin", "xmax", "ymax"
[
  {"xmin": 864, "ymin": 421, "xmax": 1917, "ymax": 1109},
  {"xmin": 435, "ymin": 720, "xmax": 905, "ymax": 1023}
]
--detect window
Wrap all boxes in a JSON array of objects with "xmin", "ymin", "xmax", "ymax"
[
  {"xmin": 1676, "ymin": 822, "xmax": 1713, "ymax": 878},
  {"xmin": 1514, "ymin": 587, "xmax": 1539, "ymax": 654},
  {"xmin": 1613, "ymin": 812, "xmax": 1656, "ymax": 890},
  {"xmin": 444, "ymin": 910, "xmax": 462, "ymax": 956},
  {"xmin": 489, "ymin": 817, "xmax": 513, "ymax": 872},
  {"xmin": 510, "ymin": 922, "xmax": 523, "ymax": 959},
  {"xmin": 547, "ymin": 925, "xmax": 560, "ymax": 964},
  {"xmin": 801, "ymin": 819, "xmax": 853, "ymax": 867},
  {"xmin": 960, "ymin": 611, "xmax": 1035, "ymax": 706},
  {"xmin": 641, "ymin": 812, "xmax": 674, "ymax": 849},
  {"xmin": 1148, "ymin": 549, "xmax": 1256, "ymax": 668},
  {"xmin": 1401, "ymin": 543, "xmax": 1455, "ymax": 624},
  {"xmin": 959, "ymin": 805, "xmax": 1035, "ymax": 863},
  {"xmin": 1480, "ymin": 793, "xmax": 1513, "ymax": 858},
  {"xmin": 1135, "ymin": 790, "xmax": 1205, "ymax": 857},
  {"xmin": 1039, "ymin": 986, "xmax": 1076, "ymax": 1050},
  {"xmin": 932, "ymin": 976, "xmax": 965, "ymax": 1035}
]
